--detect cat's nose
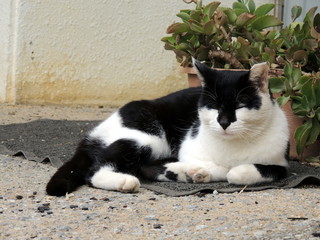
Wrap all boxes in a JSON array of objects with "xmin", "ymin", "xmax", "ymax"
[{"xmin": 218, "ymin": 117, "xmax": 231, "ymax": 130}]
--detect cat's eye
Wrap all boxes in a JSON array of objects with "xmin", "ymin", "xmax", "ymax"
[
  {"xmin": 236, "ymin": 102, "xmax": 246, "ymax": 109},
  {"xmin": 207, "ymin": 103, "xmax": 218, "ymax": 109}
]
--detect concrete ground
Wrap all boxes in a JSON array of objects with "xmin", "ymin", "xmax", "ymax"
[{"xmin": 0, "ymin": 104, "xmax": 319, "ymax": 240}]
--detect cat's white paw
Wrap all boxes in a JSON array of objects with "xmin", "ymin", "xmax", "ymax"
[
  {"xmin": 118, "ymin": 175, "xmax": 140, "ymax": 193},
  {"xmin": 227, "ymin": 164, "xmax": 263, "ymax": 185},
  {"xmin": 187, "ymin": 168, "xmax": 211, "ymax": 183}
]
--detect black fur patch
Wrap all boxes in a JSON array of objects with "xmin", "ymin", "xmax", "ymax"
[
  {"xmin": 140, "ymin": 158, "xmax": 178, "ymax": 181},
  {"xmin": 194, "ymin": 61, "xmax": 262, "ymax": 129},
  {"xmin": 47, "ymin": 138, "xmax": 153, "ymax": 196},
  {"xmin": 190, "ymin": 118, "xmax": 200, "ymax": 137},
  {"xmin": 119, "ymin": 87, "xmax": 202, "ymax": 152},
  {"xmin": 254, "ymin": 164, "xmax": 288, "ymax": 180},
  {"xmin": 46, "ymin": 138, "xmax": 101, "ymax": 196},
  {"xmin": 165, "ymin": 171, "xmax": 178, "ymax": 181}
]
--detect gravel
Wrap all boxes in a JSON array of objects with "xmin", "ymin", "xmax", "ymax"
[
  {"xmin": 0, "ymin": 104, "xmax": 320, "ymax": 239},
  {"xmin": 1, "ymin": 155, "xmax": 319, "ymax": 240}
]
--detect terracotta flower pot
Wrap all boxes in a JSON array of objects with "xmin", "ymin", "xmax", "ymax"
[
  {"xmin": 275, "ymin": 96, "xmax": 320, "ymax": 160},
  {"xmin": 180, "ymin": 67, "xmax": 250, "ymax": 87},
  {"xmin": 180, "ymin": 67, "xmax": 201, "ymax": 87}
]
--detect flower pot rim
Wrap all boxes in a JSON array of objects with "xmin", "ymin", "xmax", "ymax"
[
  {"xmin": 180, "ymin": 66, "xmax": 249, "ymax": 74},
  {"xmin": 180, "ymin": 66, "xmax": 284, "ymax": 77}
]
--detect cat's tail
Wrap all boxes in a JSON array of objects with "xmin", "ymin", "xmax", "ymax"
[{"xmin": 46, "ymin": 140, "xmax": 92, "ymax": 196}]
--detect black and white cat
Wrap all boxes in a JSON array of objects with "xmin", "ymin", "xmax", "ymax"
[{"xmin": 46, "ymin": 59, "xmax": 289, "ymax": 196}]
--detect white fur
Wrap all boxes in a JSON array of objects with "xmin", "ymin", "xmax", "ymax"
[
  {"xmin": 90, "ymin": 166, "xmax": 140, "ymax": 192},
  {"xmin": 178, "ymin": 92, "xmax": 289, "ymax": 184},
  {"xmin": 89, "ymin": 112, "xmax": 171, "ymax": 159},
  {"xmin": 227, "ymin": 164, "xmax": 273, "ymax": 185}
]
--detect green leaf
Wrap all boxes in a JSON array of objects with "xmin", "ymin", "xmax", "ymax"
[
  {"xmin": 190, "ymin": 10, "xmax": 201, "ymax": 22},
  {"xmin": 266, "ymin": 30, "xmax": 279, "ymax": 40},
  {"xmin": 303, "ymin": 39, "xmax": 318, "ymax": 51},
  {"xmin": 314, "ymin": 13, "xmax": 320, "ymax": 31},
  {"xmin": 292, "ymin": 50, "xmax": 308, "ymax": 63},
  {"xmin": 314, "ymin": 79, "xmax": 320, "ymax": 106},
  {"xmin": 196, "ymin": 0, "xmax": 203, "ymax": 11},
  {"xmin": 203, "ymin": 2, "xmax": 220, "ymax": 18},
  {"xmin": 232, "ymin": 2, "xmax": 248, "ymax": 15},
  {"xmin": 291, "ymin": 5, "xmax": 302, "ymax": 22},
  {"xmin": 161, "ymin": 36, "xmax": 175, "ymax": 44},
  {"xmin": 188, "ymin": 20, "xmax": 203, "ymax": 33},
  {"xmin": 176, "ymin": 12, "xmax": 190, "ymax": 22},
  {"xmin": 291, "ymin": 67, "xmax": 302, "ymax": 85},
  {"xmin": 247, "ymin": 0, "xmax": 256, "ymax": 14},
  {"xmin": 176, "ymin": 43, "xmax": 191, "ymax": 51},
  {"xmin": 195, "ymin": 46, "xmax": 209, "ymax": 61},
  {"xmin": 306, "ymin": 118, "xmax": 320, "ymax": 145},
  {"xmin": 293, "ymin": 75, "xmax": 311, "ymax": 91},
  {"xmin": 166, "ymin": 23, "xmax": 189, "ymax": 34},
  {"xmin": 203, "ymin": 20, "xmax": 217, "ymax": 35},
  {"xmin": 236, "ymin": 12, "xmax": 255, "ymax": 27},
  {"xmin": 294, "ymin": 120, "xmax": 313, "ymax": 155},
  {"xmin": 291, "ymin": 100, "xmax": 310, "ymax": 117},
  {"xmin": 304, "ymin": 7, "xmax": 318, "ymax": 26},
  {"xmin": 301, "ymin": 79, "xmax": 316, "ymax": 108},
  {"xmin": 249, "ymin": 15, "xmax": 283, "ymax": 31},
  {"xmin": 254, "ymin": 4, "xmax": 275, "ymax": 16},
  {"xmin": 269, "ymin": 77, "xmax": 286, "ymax": 93},
  {"xmin": 164, "ymin": 43, "xmax": 175, "ymax": 50},
  {"xmin": 316, "ymin": 107, "xmax": 320, "ymax": 121},
  {"xmin": 284, "ymin": 63, "xmax": 293, "ymax": 78},
  {"xmin": 306, "ymin": 7, "xmax": 318, "ymax": 19},
  {"xmin": 223, "ymin": 8, "xmax": 237, "ymax": 24},
  {"xmin": 232, "ymin": 2, "xmax": 248, "ymax": 11},
  {"xmin": 173, "ymin": 49, "xmax": 189, "ymax": 58},
  {"xmin": 276, "ymin": 95, "xmax": 290, "ymax": 106}
]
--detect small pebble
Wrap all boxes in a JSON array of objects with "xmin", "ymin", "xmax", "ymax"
[
  {"xmin": 16, "ymin": 195, "xmax": 23, "ymax": 200},
  {"xmin": 37, "ymin": 206, "xmax": 50, "ymax": 213},
  {"xmin": 153, "ymin": 224, "xmax": 163, "ymax": 229}
]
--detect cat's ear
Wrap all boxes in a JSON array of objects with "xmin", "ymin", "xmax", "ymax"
[
  {"xmin": 192, "ymin": 57, "xmax": 213, "ymax": 87},
  {"xmin": 250, "ymin": 62, "xmax": 269, "ymax": 93}
]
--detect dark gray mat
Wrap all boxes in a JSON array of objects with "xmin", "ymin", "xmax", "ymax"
[{"xmin": 0, "ymin": 119, "xmax": 319, "ymax": 196}]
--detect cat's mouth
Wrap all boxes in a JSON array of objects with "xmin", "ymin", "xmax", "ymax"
[{"xmin": 221, "ymin": 130, "xmax": 233, "ymax": 136}]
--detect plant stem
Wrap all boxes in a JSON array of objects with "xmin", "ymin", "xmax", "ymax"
[{"xmin": 208, "ymin": 50, "xmax": 245, "ymax": 69}]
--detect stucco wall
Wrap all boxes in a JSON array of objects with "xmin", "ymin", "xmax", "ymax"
[
  {"xmin": 1, "ymin": 0, "xmax": 274, "ymax": 106},
  {"xmin": 0, "ymin": 0, "xmax": 14, "ymax": 102}
]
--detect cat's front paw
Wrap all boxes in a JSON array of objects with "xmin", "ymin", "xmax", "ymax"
[
  {"xmin": 227, "ymin": 164, "xmax": 262, "ymax": 185},
  {"xmin": 118, "ymin": 175, "xmax": 140, "ymax": 193},
  {"xmin": 187, "ymin": 168, "xmax": 211, "ymax": 183}
]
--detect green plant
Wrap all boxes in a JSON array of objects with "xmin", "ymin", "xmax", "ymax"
[
  {"xmin": 267, "ymin": 6, "xmax": 320, "ymax": 160},
  {"xmin": 161, "ymin": 0, "xmax": 282, "ymax": 68},
  {"xmin": 163, "ymin": 0, "xmax": 320, "ymax": 160}
]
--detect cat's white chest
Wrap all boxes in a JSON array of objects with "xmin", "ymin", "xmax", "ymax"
[
  {"xmin": 178, "ymin": 118, "xmax": 288, "ymax": 168},
  {"xmin": 178, "ymin": 130, "xmax": 242, "ymax": 168}
]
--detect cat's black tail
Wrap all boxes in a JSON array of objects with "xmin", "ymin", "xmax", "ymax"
[{"xmin": 46, "ymin": 139, "xmax": 93, "ymax": 196}]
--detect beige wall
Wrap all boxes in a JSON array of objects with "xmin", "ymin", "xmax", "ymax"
[{"xmin": 1, "ymin": 0, "xmax": 274, "ymax": 106}]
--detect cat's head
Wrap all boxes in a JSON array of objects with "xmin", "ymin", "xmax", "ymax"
[{"xmin": 193, "ymin": 59, "xmax": 273, "ymax": 139}]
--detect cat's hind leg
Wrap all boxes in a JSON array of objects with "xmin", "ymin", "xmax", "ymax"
[
  {"xmin": 227, "ymin": 164, "xmax": 287, "ymax": 185},
  {"xmin": 86, "ymin": 139, "xmax": 153, "ymax": 193},
  {"xmin": 90, "ymin": 166, "xmax": 140, "ymax": 192}
]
